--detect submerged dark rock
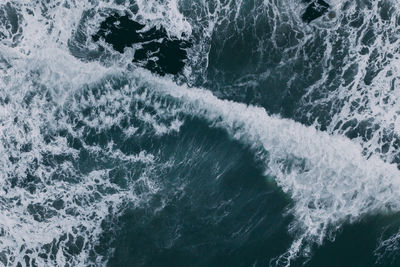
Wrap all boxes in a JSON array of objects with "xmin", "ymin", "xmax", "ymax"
[
  {"xmin": 93, "ymin": 13, "xmax": 191, "ymax": 76},
  {"xmin": 301, "ymin": 0, "xmax": 330, "ymax": 23}
]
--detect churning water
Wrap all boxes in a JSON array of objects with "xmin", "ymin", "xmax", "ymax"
[{"xmin": 1, "ymin": 0, "xmax": 400, "ymax": 266}]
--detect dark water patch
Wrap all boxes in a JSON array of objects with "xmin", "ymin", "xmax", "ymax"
[
  {"xmin": 379, "ymin": 0, "xmax": 395, "ymax": 21},
  {"xmin": 0, "ymin": 2, "xmax": 22, "ymax": 47},
  {"xmin": 27, "ymin": 203, "xmax": 58, "ymax": 222},
  {"xmin": 133, "ymin": 38, "xmax": 190, "ymax": 77},
  {"xmin": 92, "ymin": 13, "xmax": 149, "ymax": 53},
  {"xmin": 1, "ymin": 3, "xmax": 18, "ymax": 35},
  {"xmin": 92, "ymin": 13, "xmax": 191, "ymax": 76},
  {"xmin": 98, "ymin": 118, "xmax": 293, "ymax": 267},
  {"xmin": 301, "ymin": 0, "xmax": 330, "ymax": 23},
  {"xmin": 291, "ymin": 214, "xmax": 400, "ymax": 267}
]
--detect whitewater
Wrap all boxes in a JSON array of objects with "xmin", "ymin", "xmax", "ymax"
[{"xmin": 1, "ymin": 0, "xmax": 400, "ymax": 266}]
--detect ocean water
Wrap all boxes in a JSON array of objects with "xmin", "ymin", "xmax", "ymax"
[{"xmin": 1, "ymin": 0, "xmax": 400, "ymax": 266}]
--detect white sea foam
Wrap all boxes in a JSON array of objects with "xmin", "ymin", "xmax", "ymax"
[
  {"xmin": 0, "ymin": 51, "xmax": 158, "ymax": 266},
  {"xmin": 129, "ymin": 69, "xmax": 400, "ymax": 266},
  {"xmin": 2, "ymin": 0, "xmax": 400, "ymax": 265},
  {"xmin": 0, "ymin": 40, "xmax": 198, "ymax": 265},
  {"xmin": 134, "ymin": 0, "xmax": 192, "ymax": 38},
  {"xmin": 0, "ymin": 1, "xmax": 190, "ymax": 263},
  {"xmin": 289, "ymin": 0, "xmax": 400, "ymax": 167}
]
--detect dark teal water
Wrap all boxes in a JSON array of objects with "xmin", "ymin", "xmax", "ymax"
[
  {"xmin": 1, "ymin": 0, "xmax": 400, "ymax": 266},
  {"xmin": 103, "ymin": 119, "xmax": 292, "ymax": 266}
]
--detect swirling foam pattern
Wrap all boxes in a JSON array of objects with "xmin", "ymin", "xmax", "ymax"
[{"xmin": 1, "ymin": 0, "xmax": 400, "ymax": 266}]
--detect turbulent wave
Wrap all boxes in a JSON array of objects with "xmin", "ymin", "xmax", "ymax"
[
  {"xmin": 1, "ymin": 0, "xmax": 400, "ymax": 266},
  {"xmin": 127, "ymin": 70, "xmax": 400, "ymax": 265}
]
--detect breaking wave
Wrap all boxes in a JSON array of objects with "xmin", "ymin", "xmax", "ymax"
[{"xmin": 1, "ymin": 0, "xmax": 400, "ymax": 266}]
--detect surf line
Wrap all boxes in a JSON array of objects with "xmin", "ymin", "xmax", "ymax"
[{"xmin": 129, "ymin": 68, "xmax": 400, "ymax": 263}]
